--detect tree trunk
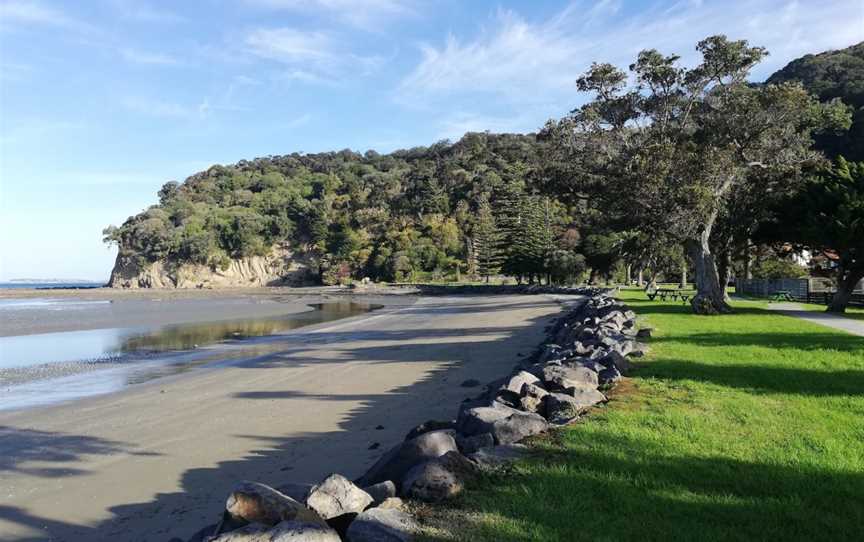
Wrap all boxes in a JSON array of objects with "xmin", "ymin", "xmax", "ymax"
[
  {"xmin": 717, "ymin": 248, "xmax": 732, "ymax": 302},
  {"xmin": 679, "ymin": 261, "xmax": 687, "ymax": 289},
  {"xmin": 637, "ymin": 269, "xmax": 644, "ymax": 287},
  {"xmin": 685, "ymin": 234, "xmax": 732, "ymax": 315},
  {"xmin": 743, "ymin": 240, "xmax": 753, "ymax": 280},
  {"xmin": 827, "ymin": 267, "xmax": 864, "ymax": 313},
  {"xmin": 626, "ymin": 264, "xmax": 632, "ymax": 285}
]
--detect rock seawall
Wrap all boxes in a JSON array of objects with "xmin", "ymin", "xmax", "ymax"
[
  {"xmin": 176, "ymin": 288, "xmax": 648, "ymax": 542},
  {"xmin": 108, "ymin": 246, "xmax": 316, "ymax": 289}
]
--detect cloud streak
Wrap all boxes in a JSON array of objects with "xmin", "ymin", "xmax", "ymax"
[
  {"xmin": 0, "ymin": 0, "xmax": 95, "ymax": 33},
  {"xmin": 244, "ymin": 26, "xmax": 385, "ymax": 84},
  {"xmin": 398, "ymin": 0, "xmax": 864, "ymax": 111}
]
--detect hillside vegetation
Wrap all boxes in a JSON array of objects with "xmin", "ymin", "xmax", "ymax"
[
  {"xmin": 104, "ymin": 133, "xmax": 586, "ymax": 285},
  {"xmin": 105, "ymin": 37, "xmax": 862, "ymax": 313},
  {"xmin": 768, "ymin": 41, "xmax": 864, "ymax": 160}
]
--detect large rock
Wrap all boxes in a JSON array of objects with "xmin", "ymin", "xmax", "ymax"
[
  {"xmin": 362, "ymin": 481, "xmax": 396, "ymax": 506},
  {"xmin": 404, "ymin": 420, "xmax": 456, "ymax": 441},
  {"xmin": 457, "ymin": 404, "xmax": 548, "ymax": 445},
  {"xmin": 401, "ymin": 451, "xmax": 478, "ymax": 503},
  {"xmin": 306, "ymin": 474, "xmax": 373, "ymax": 520},
  {"xmin": 540, "ymin": 365, "xmax": 598, "ymax": 392},
  {"xmin": 502, "ymin": 371, "xmax": 540, "ymax": 393},
  {"xmin": 225, "ymin": 482, "xmax": 325, "ymax": 527},
  {"xmin": 544, "ymin": 390, "xmax": 606, "ymax": 425},
  {"xmin": 598, "ymin": 366, "xmax": 622, "ymax": 387},
  {"xmin": 356, "ymin": 430, "xmax": 458, "ymax": 488},
  {"xmin": 636, "ymin": 327, "xmax": 653, "ymax": 339},
  {"xmin": 601, "ymin": 350, "xmax": 631, "ymax": 374},
  {"xmin": 208, "ymin": 521, "xmax": 339, "ymax": 542},
  {"xmin": 492, "ymin": 388, "xmax": 522, "ymax": 409},
  {"xmin": 519, "ymin": 383, "xmax": 548, "ymax": 413},
  {"xmin": 456, "ymin": 432, "xmax": 494, "ymax": 455},
  {"xmin": 346, "ymin": 507, "xmax": 418, "ymax": 542}
]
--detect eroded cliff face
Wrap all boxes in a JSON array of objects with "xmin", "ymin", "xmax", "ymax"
[{"xmin": 108, "ymin": 246, "xmax": 316, "ymax": 288}]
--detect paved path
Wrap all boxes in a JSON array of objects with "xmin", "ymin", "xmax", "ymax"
[
  {"xmin": 0, "ymin": 294, "xmax": 571, "ymax": 542},
  {"xmin": 769, "ymin": 302, "xmax": 864, "ymax": 337}
]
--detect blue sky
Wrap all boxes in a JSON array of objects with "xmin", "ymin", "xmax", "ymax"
[{"xmin": 0, "ymin": 0, "xmax": 861, "ymax": 281}]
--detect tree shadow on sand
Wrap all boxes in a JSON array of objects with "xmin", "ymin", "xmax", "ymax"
[{"xmin": 0, "ymin": 296, "xmax": 567, "ymax": 541}]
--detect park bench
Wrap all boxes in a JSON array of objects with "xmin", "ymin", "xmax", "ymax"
[{"xmin": 769, "ymin": 290, "xmax": 795, "ymax": 302}]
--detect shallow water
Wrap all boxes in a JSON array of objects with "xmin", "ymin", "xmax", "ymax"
[{"xmin": 0, "ymin": 300, "xmax": 381, "ymax": 410}]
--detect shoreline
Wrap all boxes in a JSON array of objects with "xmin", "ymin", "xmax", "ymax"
[{"xmin": 0, "ymin": 293, "xmax": 569, "ymax": 542}]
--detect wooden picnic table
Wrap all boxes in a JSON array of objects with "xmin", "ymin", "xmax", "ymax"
[
  {"xmin": 646, "ymin": 288, "xmax": 694, "ymax": 303},
  {"xmin": 769, "ymin": 290, "xmax": 795, "ymax": 302}
]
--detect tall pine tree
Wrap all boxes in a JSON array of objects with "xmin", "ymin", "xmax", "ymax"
[{"xmin": 473, "ymin": 196, "xmax": 504, "ymax": 282}]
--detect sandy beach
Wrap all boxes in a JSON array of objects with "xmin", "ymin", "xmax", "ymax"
[{"xmin": 0, "ymin": 293, "xmax": 570, "ymax": 541}]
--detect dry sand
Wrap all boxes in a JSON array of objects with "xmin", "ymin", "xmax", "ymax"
[{"xmin": 0, "ymin": 293, "xmax": 570, "ymax": 542}]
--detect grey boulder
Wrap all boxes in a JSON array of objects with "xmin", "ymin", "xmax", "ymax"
[
  {"xmin": 306, "ymin": 474, "xmax": 373, "ymax": 520},
  {"xmin": 346, "ymin": 507, "xmax": 418, "ymax": 542},
  {"xmin": 457, "ymin": 404, "xmax": 548, "ymax": 445},
  {"xmin": 502, "ymin": 370, "xmax": 540, "ymax": 393},
  {"xmin": 456, "ymin": 432, "xmax": 494, "ymax": 455},
  {"xmin": 540, "ymin": 365, "xmax": 598, "ymax": 392},
  {"xmin": 356, "ymin": 430, "xmax": 458, "ymax": 488},
  {"xmin": 545, "ymin": 389, "xmax": 606, "ymax": 425},
  {"xmin": 401, "ymin": 451, "xmax": 478, "ymax": 503},
  {"xmin": 518, "ymin": 383, "xmax": 548, "ymax": 413},
  {"xmin": 362, "ymin": 480, "xmax": 396, "ymax": 506}
]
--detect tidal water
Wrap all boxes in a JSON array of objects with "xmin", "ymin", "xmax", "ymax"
[{"xmin": 0, "ymin": 299, "xmax": 380, "ymax": 410}]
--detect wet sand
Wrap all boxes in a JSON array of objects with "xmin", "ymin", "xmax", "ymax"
[
  {"xmin": 0, "ymin": 293, "xmax": 572, "ymax": 542},
  {"xmin": 0, "ymin": 287, "xmax": 414, "ymax": 337}
]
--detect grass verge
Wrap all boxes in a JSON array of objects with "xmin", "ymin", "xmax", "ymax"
[{"xmin": 420, "ymin": 289, "xmax": 864, "ymax": 541}]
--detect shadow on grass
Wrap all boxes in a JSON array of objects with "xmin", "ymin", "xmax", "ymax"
[
  {"xmin": 648, "ymin": 331, "xmax": 864, "ymax": 352},
  {"xmin": 643, "ymin": 359, "xmax": 864, "ymax": 396},
  {"xmin": 432, "ymin": 430, "xmax": 863, "ymax": 541}
]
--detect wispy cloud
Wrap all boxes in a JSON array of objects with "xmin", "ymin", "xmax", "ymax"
[
  {"xmin": 398, "ymin": 0, "xmax": 863, "ymax": 111},
  {"xmin": 120, "ymin": 48, "xmax": 181, "ymax": 66},
  {"xmin": 244, "ymin": 26, "xmax": 385, "ymax": 83},
  {"xmin": 245, "ymin": 0, "xmax": 416, "ymax": 30},
  {"xmin": 120, "ymin": 96, "xmax": 210, "ymax": 119},
  {"xmin": 0, "ymin": 0, "xmax": 95, "ymax": 33}
]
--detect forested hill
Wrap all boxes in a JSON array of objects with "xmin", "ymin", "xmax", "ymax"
[
  {"xmin": 105, "ymin": 40, "xmax": 861, "ymax": 289},
  {"xmin": 768, "ymin": 41, "xmax": 864, "ymax": 160},
  {"xmin": 104, "ymin": 132, "xmax": 580, "ymax": 285}
]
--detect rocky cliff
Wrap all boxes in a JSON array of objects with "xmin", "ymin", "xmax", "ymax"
[{"xmin": 107, "ymin": 246, "xmax": 316, "ymax": 289}]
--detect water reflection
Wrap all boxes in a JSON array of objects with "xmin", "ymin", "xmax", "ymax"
[
  {"xmin": 0, "ymin": 301, "xmax": 381, "ymax": 411},
  {"xmin": 119, "ymin": 302, "xmax": 378, "ymax": 353}
]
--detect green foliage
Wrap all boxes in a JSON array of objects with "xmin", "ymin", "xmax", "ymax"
[
  {"xmin": 472, "ymin": 196, "xmax": 504, "ymax": 281},
  {"xmin": 751, "ymin": 258, "xmax": 809, "ymax": 280},
  {"xmin": 768, "ymin": 42, "xmax": 864, "ymax": 160},
  {"xmin": 106, "ymin": 133, "xmax": 562, "ymax": 283},
  {"xmin": 760, "ymin": 157, "xmax": 864, "ymax": 311},
  {"xmin": 543, "ymin": 35, "xmax": 850, "ymax": 312}
]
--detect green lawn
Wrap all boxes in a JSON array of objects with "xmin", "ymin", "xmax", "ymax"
[{"xmin": 422, "ymin": 289, "xmax": 864, "ymax": 541}]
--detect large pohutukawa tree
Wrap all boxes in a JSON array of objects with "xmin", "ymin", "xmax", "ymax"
[{"xmin": 542, "ymin": 35, "xmax": 850, "ymax": 314}]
